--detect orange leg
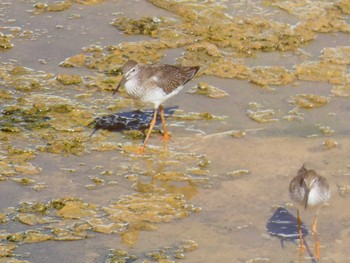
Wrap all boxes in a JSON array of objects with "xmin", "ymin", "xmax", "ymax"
[
  {"xmin": 159, "ymin": 105, "xmax": 171, "ymax": 142},
  {"xmin": 140, "ymin": 108, "xmax": 158, "ymax": 152},
  {"xmin": 312, "ymin": 214, "xmax": 320, "ymax": 260},
  {"xmin": 297, "ymin": 209, "xmax": 305, "ymax": 254}
]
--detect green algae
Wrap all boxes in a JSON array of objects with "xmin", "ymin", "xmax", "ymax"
[
  {"xmin": 171, "ymin": 109, "xmax": 225, "ymax": 121},
  {"xmin": 111, "ymin": 16, "xmax": 175, "ymax": 35},
  {"xmin": 145, "ymin": 239, "xmax": 198, "ymax": 261},
  {"xmin": 56, "ymin": 74, "xmax": 83, "ymax": 85},
  {"xmin": 321, "ymin": 46, "xmax": 350, "ymax": 65},
  {"xmin": 59, "ymin": 53, "xmax": 87, "ymax": 67},
  {"xmin": 230, "ymin": 130, "xmax": 246, "ymax": 138},
  {"xmin": 0, "ymin": 242, "xmax": 17, "ymax": 257},
  {"xmin": 249, "ymin": 66, "xmax": 294, "ymax": 87},
  {"xmin": 247, "ymin": 108, "xmax": 278, "ymax": 123},
  {"xmin": 59, "ymin": 0, "xmax": 350, "ymax": 84},
  {"xmin": 38, "ymin": 134, "xmax": 88, "ymax": 156},
  {"xmin": 186, "ymin": 82, "xmax": 229, "ymax": 99},
  {"xmin": 16, "ymin": 213, "xmax": 54, "ymax": 226},
  {"xmin": 331, "ymin": 84, "xmax": 350, "ymax": 97},
  {"xmin": 18, "ymin": 202, "xmax": 47, "ymax": 213},
  {"xmin": 34, "ymin": 0, "xmax": 72, "ymax": 12},
  {"xmin": 0, "ymin": 33, "xmax": 13, "ymax": 49},
  {"xmin": 292, "ymin": 94, "xmax": 329, "ymax": 109},
  {"xmin": 294, "ymin": 61, "xmax": 347, "ymax": 84},
  {"xmin": 105, "ymin": 249, "xmax": 138, "ymax": 263},
  {"xmin": 0, "ymin": 90, "xmax": 13, "ymax": 99},
  {"xmin": 102, "ymin": 192, "xmax": 199, "ymax": 246},
  {"xmin": 12, "ymin": 177, "xmax": 36, "ymax": 185},
  {"xmin": 339, "ymin": 184, "xmax": 350, "ymax": 197},
  {"xmin": 0, "ymin": 214, "xmax": 8, "ymax": 224},
  {"xmin": 323, "ymin": 139, "xmax": 337, "ymax": 149},
  {"xmin": 7, "ymin": 230, "xmax": 52, "ymax": 243},
  {"xmin": 56, "ymin": 200, "xmax": 97, "ymax": 219}
]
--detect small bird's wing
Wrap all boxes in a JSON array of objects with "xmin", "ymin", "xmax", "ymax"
[{"xmin": 145, "ymin": 65, "xmax": 199, "ymax": 94}]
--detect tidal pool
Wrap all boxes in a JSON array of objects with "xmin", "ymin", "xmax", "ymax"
[{"xmin": 0, "ymin": 0, "xmax": 350, "ymax": 262}]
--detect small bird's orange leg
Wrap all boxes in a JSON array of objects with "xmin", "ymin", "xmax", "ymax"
[
  {"xmin": 140, "ymin": 108, "xmax": 158, "ymax": 152},
  {"xmin": 297, "ymin": 209, "xmax": 305, "ymax": 254},
  {"xmin": 312, "ymin": 214, "xmax": 320, "ymax": 260},
  {"xmin": 159, "ymin": 105, "xmax": 171, "ymax": 143}
]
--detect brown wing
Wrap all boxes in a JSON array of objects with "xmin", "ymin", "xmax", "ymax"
[{"xmin": 144, "ymin": 64, "xmax": 199, "ymax": 94}]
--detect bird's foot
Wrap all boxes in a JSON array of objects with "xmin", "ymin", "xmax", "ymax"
[{"xmin": 162, "ymin": 131, "xmax": 172, "ymax": 142}]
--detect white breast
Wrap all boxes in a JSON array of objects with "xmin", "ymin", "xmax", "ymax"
[{"xmin": 124, "ymin": 78, "xmax": 143, "ymax": 99}]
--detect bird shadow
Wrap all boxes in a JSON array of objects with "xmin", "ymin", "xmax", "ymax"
[
  {"xmin": 89, "ymin": 106, "xmax": 179, "ymax": 135},
  {"xmin": 266, "ymin": 207, "xmax": 318, "ymax": 263}
]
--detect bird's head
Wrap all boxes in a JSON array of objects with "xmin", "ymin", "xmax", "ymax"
[
  {"xmin": 122, "ymin": 60, "xmax": 139, "ymax": 81},
  {"xmin": 113, "ymin": 60, "xmax": 139, "ymax": 95}
]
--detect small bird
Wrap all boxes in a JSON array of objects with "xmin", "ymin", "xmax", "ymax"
[
  {"xmin": 289, "ymin": 165, "xmax": 330, "ymax": 260},
  {"xmin": 113, "ymin": 60, "xmax": 199, "ymax": 152}
]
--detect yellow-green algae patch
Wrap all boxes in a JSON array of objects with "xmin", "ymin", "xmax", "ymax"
[
  {"xmin": 170, "ymin": 109, "xmax": 226, "ymax": 121},
  {"xmin": 339, "ymin": 184, "xmax": 350, "ymax": 197},
  {"xmin": 16, "ymin": 213, "xmax": 55, "ymax": 226},
  {"xmin": 0, "ymin": 33, "xmax": 13, "ymax": 49},
  {"xmin": 104, "ymin": 192, "xmax": 198, "ymax": 224},
  {"xmin": 105, "ymin": 239, "xmax": 197, "ymax": 262},
  {"xmin": 230, "ymin": 130, "xmax": 246, "ymax": 138},
  {"xmin": 294, "ymin": 61, "xmax": 347, "ymax": 84},
  {"xmin": 336, "ymin": 0, "xmax": 350, "ymax": 14},
  {"xmin": 269, "ymin": 0, "xmax": 350, "ymax": 33},
  {"xmin": 249, "ymin": 66, "xmax": 294, "ymax": 87},
  {"xmin": 292, "ymin": 94, "xmax": 329, "ymax": 109},
  {"xmin": 0, "ymin": 90, "xmax": 13, "ymax": 100},
  {"xmin": 60, "ymin": 0, "xmax": 350, "ymax": 85},
  {"xmin": 59, "ymin": 53, "xmax": 87, "ymax": 67},
  {"xmin": 34, "ymin": 0, "xmax": 72, "ymax": 12},
  {"xmin": 323, "ymin": 139, "xmax": 337, "ymax": 149},
  {"xmin": 56, "ymin": 200, "xmax": 97, "ymax": 219},
  {"xmin": 0, "ymin": 242, "xmax": 17, "ymax": 257},
  {"xmin": 56, "ymin": 74, "xmax": 83, "ymax": 85},
  {"xmin": 111, "ymin": 16, "xmax": 175, "ymax": 35},
  {"xmin": 12, "ymin": 177, "xmax": 36, "ymax": 185},
  {"xmin": 7, "ymin": 230, "xmax": 52, "ymax": 243},
  {"xmin": 331, "ymin": 84, "xmax": 350, "ymax": 97},
  {"xmin": 186, "ymin": 82, "xmax": 229, "ymax": 99},
  {"xmin": 321, "ymin": 46, "xmax": 350, "ymax": 65},
  {"xmin": 247, "ymin": 103, "xmax": 279, "ymax": 123}
]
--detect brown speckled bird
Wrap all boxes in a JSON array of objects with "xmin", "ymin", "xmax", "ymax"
[
  {"xmin": 113, "ymin": 60, "xmax": 199, "ymax": 152},
  {"xmin": 289, "ymin": 165, "xmax": 330, "ymax": 260}
]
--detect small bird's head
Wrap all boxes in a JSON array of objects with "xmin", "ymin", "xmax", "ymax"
[
  {"xmin": 302, "ymin": 170, "xmax": 318, "ymax": 189},
  {"xmin": 113, "ymin": 60, "xmax": 139, "ymax": 95},
  {"xmin": 301, "ymin": 169, "xmax": 319, "ymax": 209},
  {"xmin": 122, "ymin": 60, "xmax": 139, "ymax": 81}
]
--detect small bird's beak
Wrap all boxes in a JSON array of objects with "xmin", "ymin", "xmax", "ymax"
[
  {"xmin": 112, "ymin": 77, "xmax": 125, "ymax": 96},
  {"xmin": 304, "ymin": 187, "xmax": 310, "ymax": 209}
]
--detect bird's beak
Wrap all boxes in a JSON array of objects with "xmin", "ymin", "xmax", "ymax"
[
  {"xmin": 112, "ymin": 76, "xmax": 125, "ymax": 96},
  {"xmin": 304, "ymin": 187, "xmax": 310, "ymax": 209}
]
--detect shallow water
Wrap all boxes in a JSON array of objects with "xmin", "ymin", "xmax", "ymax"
[{"xmin": 1, "ymin": 0, "xmax": 350, "ymax": 262}]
